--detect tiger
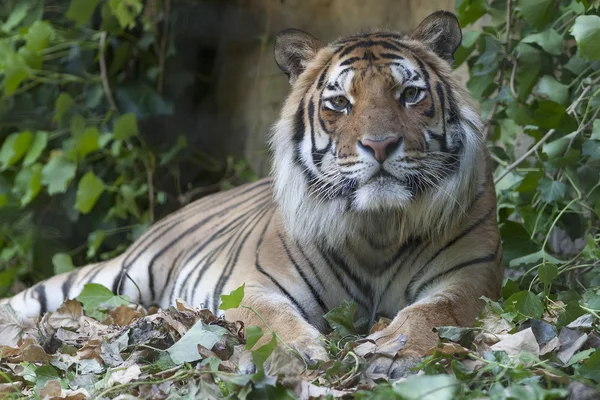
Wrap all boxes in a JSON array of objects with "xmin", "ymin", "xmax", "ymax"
[{"xmin": 1, "ymin": 11, "xmax": 502, "ymax": 379}]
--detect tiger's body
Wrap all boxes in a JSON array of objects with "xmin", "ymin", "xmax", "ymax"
[{"xmin": 2, "ymin": 11, "xmax": 503, "ymax": 378}]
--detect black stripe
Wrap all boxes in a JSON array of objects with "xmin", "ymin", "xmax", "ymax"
[
  {"xmin": 157, "ymin": 249, "xmax": 186, "ymax": 303},
  {"xmin": 278, "ymin": 233, "xmax": 327, "ymax": 313},
  {"xmin": 337, "ymin": 39, "xmax": 402, "ymax": 58},
  {"xmin": 339, "ymin": 57, "xmax": 361, "ymax": 66},
  {"xmin": 435, "ymin": 82, "xmax": 449, "ymax": 151},
  {"xmin": 143, "ymin": 182, "xmax": 271, "ymax": 300},
  {"xmin": 379, "ymin": 52, "xmax": 403, "ymax": 60},
  {"xmin": 213, "ymin": 202, "xmax": 275, "ymax": 308},
  {"xmin": 61, "ymin": 270, "xmax": 75, "ymax": 300},
  {"xmin": 317, "ymin": 64, "xmax": 331, "ymax": 89},
  {"xmin": 253, "ymin": 210, "xmax": 311, "ymax": 321},
  {"xmin": 411, "ymin": 245, "xmax": 500, "ymax": 302},
  {"xmin": 404, "ymin": 206, "xmax": 495, "ymax": 301},
  {"xmin": 34, "ymin": 285, "xmax": 47, "ymax": 315}
]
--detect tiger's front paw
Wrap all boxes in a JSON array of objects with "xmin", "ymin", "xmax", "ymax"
[{"xmin": 366, "ymin": 351, "xmax": 422, "ymax": 380}]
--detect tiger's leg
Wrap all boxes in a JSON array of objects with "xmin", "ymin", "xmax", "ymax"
[
  {"xmin": 366, "ymin": 263, "xmax": 501, "ymax": 379},
  {"xmin": 225, "ymin": 285, "xmax": 328, "ymax": 374}
]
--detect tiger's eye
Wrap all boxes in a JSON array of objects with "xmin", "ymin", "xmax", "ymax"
[
  {"xmin": 331, "ymin": 96, "xmax": 349, "ymax": 109},
  {"xmin": 403, "ymin": 87, "xmax": 420, "ymax": 101}
]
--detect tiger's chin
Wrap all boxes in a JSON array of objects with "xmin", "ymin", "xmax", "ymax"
[{"xmin": 351, "ymin": 178, "xmax": 413, "ymax": 212}]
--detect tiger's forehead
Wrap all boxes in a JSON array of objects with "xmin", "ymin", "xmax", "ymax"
[{"xmin": 319, "ymin": 33, "xmax": 425, "ymax": 92}]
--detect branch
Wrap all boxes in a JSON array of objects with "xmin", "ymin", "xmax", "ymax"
[
  {"xmin": 157, "ymin": 0, "xmax": 171, "ymax": 94},
  {"xmin": 99, "ymin": 32, "xmax": 118, "ymax": 111}
]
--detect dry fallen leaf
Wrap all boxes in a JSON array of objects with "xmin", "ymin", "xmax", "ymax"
[
  {"xmin": 46, "ymin": 300, "xmax": 84, "ymax": 330},
  {"xmin": 490, "ymin": 328, "xmax": 540, "ymax": 357},
  {"xmin": 22, "ymin": 343, "xmax": 52, "ymax": 362},
  {"xmin": 0, "ymin": 305, "xmax": 35, "ymax": 347},
  {"xmin": 39, "ymin": 380, "xmax": 62, "ymax": 398},
  {"xmin": 107, "ymin": 364, "xmax": 142, "ymax": 386}
]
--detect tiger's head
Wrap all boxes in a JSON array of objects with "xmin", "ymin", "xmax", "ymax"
[{"xmin": 270, "ymin": 11, "xmax": 488, "ymax": 247}]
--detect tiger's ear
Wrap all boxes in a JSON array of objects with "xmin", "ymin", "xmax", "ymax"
[
  {"xmin": 274, "ymin": 29, "xmax": 323, "ymax": 84},
  {"xmin": 411, "ymin": 11, "xmax": 462, "ymax": 65}
]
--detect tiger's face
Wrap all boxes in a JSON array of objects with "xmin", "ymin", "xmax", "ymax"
[
  {"xmin": 271, "ymin": 12, "xmax": 486, "ymax": 244},
  {"xmin": 300, "ymin": 38, "xmax": 465, "ymax": 211}
]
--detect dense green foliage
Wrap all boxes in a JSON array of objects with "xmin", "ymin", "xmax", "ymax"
[
  {"xmin": 1, "ymin": 0, "xmax": 600, "ymax": 398},
  {"xmin": 0, "ymin": 0, "xmax": 251, "ymax": 296}
]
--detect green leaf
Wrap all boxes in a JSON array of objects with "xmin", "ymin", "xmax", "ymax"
[
  {"xmin": 571, "ymin": 15, "xmax": 600, "ymax": 61},
  {"xmin": 2, "ymin": 2, "xmax": 31, "ymax": 31},
  {"xmin": 0, "ymin": 131, "xmax": 33, "ymax": 170},
  {"xmin": 13, "ymin": 163, "xmax": 42, "ymax": 206},
  {"xmin": 538, "ymin": 178, "xmax": 566, "ymax": 203},
  {"xmin": 542, "ymin": 131, "xmax": 578, "ymax": 159},
  {"xmin": 535, "ymin": 76, "xmax": 569, "ymax": 105},
  {"xmin": 41, "ymin": 156, "xmax": 76, "ymax": 195},
  {"xmin": 582, "ymin": 291, "xmax": 600, "ymax": 310},
  {"xmin": 108, "ymin": 0, "xmax": 143, "ymax": 29},
  {"xmin": 70, "ymin": 115, "xmax": 86, "ymax": 137},
  {"xmin": 392, "ymin": 375, "xmax": 459, "ymax": 400},
  {"xmin": 52, "ymin": 253, "xmax": 75, "ymax": 275},
  {"xmin": 434, "ymin": 326, "xmax": 476, "ymax": 343},
  {"xmin": 507, "ymin": 290, "xmax": 544, "ymax": 319},
  {"xmin": 591, "ymin": 120, "xmax": 600, "ymax": 140},
  {"xmin": 76, "ymin": 283, "xmax": 129, "ymax": 318},
  {"xmin": 517, "ymin": 0, "xmax": 555, "ymax": 29},
  {"xmin": 515, "ymin": 44, "xmax": 543, "ymax": 100},
  {"xmin": 245, "ymin": 325, "xmax": 263, "ymax": 350},
  {"xmin": 502, "ymin": 279, "xmax": 521, "ymax": 299},
  {"xmin": 219, "ymin": 283, "xmax": 245, "ymax": 311},
  {"xmin": 25, "ymin": 21, "xmax": 53, "ymax": 52},
  {"xmin": 65, "ymin": 0, "xmax": 100, "ymax": 27},
  {"xmin": 538, "ymin": 263, "xmax": 558, "ymax": 285},
  {"xmin": 453, "ymin": 31, "xmax": 480, "ymax": 67},
  {"xmin": 76, "ymin": 127, "xmax": 100, "ymax": 158},
  {"xmin": 167, "ymin": 321, "xmax": 228, "ymax": 364},
  {"xmin": 4, "ymin": 64, "xmax": 30, "ymax": 95},
  {"xmin": 509, "ymin": 250, "xmax": 564, "ymax": 268},
  {"xmin": 54, "ymin": 93, "xmax": 74, "ymax": 122},
  {"xmin": 579, "ymin": 349, "xmax": 600, "ymax": 383},
  {"xmin": 34, "ymin": 365, "xmax": 59, "ymax": 389},
  {"xmin": 251, "ymin": 333, "xmax": 277, "ymax": 372},
  {"xmin": 521, "ymin": 29, "xmax": 562, "ymax": 55},
  {"xmin": 583, "ymin": 140, "xmax": 600, "ymax": 159},
  {"xmin": 87, "ymin": 230, "xmax": 105, "ymax": 259},
  {"xmin": 23, "ymin": 131, "xmax": 48, "ymax": 166},
  {"xmin": 455, "ymin": 0, "xmax": 487, "ymax": 27},
  {"xmin": 75, "ymin": 171, "xmax": 105, "ymax": 214},
  {"xmin": 113, "ymin": 113, "xmax": 138, "ymax": 140},
  {"xmin": 324, "ymin": 301, "xmax": 359, "ymax": 338}
]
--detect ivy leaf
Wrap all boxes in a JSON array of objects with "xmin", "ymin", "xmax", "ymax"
[
  {"xmin": 535, "ymin": 76, "xmax": 569, "ymax": 105},
  {"xmin": 23, "ymin": 131, "xmax": 48, "ymax": 166},
  {"xmin": 246, "ymin": 325, "xmax": 264, "ymax": 350},
  {"xmin": 108, "ymin": 0, "xmax": 143, "ymax": 29},
  {"xmin": 65, "ymin": 0, "xmax": 100, "ymax": 27},
  {"xmin": 591, "ymin": 120, "xmax": 600, "ymax": 140},
  {"xmin": 54, "ymin": 93, "xmax": 73, "ymax": 122},
  {"xmin": 4, "ymin": 63, "xmax": 30, "ymax": 95},
  {"xmin": 87, "ymin": 230, "xmax": 105, "ymax": 259},
  {"xmin": 538, "ymin": 178, "xmax": 566, "ymax": 203},
  {"xmin": 538, "ymin": 263, "xmax": 558, "ymax": 285},
  {"xmin": 0, "ymin": 131, "xmax": 33, "ymax": 170},
  {"xmin": 76, "ymin": 283, "xmax": 129, "ymax": 319},
  {"xmin": 2, "ymin": 1, "xmax": 31, "ymax": 31},
  {"xmin": 521, "ymin": 29, "xmax": 562, "ymax": 55},
  {"xmin": 52, "ymin": 253, "xmax": 75, "ymax": 275},
  {"xmin": 219, "ymin": 283, "xmax": 245, "ymax": 311},
  {"xmin": 517, "ymin": 0, "xmax": 555, "ymax": 29},
  {"xmin": 515, "ymin": 44, "xmax": 542, "ymax": 100},
  {"xmin": 75, "ymin": 171, "xmax": 105, "ymax": 214},
  {"xmin": 582, "ymin": 140, "xmax": 600, "ymax": 159},
  {"xmin": 455, "ymin": 0, "xmax": 487, "ymax": 27},
  {"xmin": 41, "ymin": 156, "xmax": 76, "ymax": 195},
  {"xmin": 543, "ymin": 131, "xmax": 577, "ymax": 159},
  {"xmin": 167, "ymin": 321, "xmax": 228, "ymax": 364},
  {"xmin": 507, "ymin": 290, "xmax": 544, "ymax": 319},
  {"xmin": 13, "ymin": 163, "xmax": 42, "ymax": 206},
  {"xmin": 25, "ymin": 21, "xmax": 53, "ymax": 52},
  {"xmin": 76, "ymin": 127, "xmax": 100, "ymax": 158},
  {"xmin": 392, "ymin": 375, "xmax": 459, "ymax": 400},
  {"xmin": 324, "ymin": 301, "xmax": 359, "ymax": 338},
  {"xmin": 454, "ymin": 31, "xmax": 480, "ymax": 67},
  {"xmin": 571, "ymin": 15, "xmax": 600, "ymax": 61},
  {"xmin": 578, "ymin": 349, "xmax": 600, "ymax": 383},
  {"xmin": 251, "ymin": 333, "xmax": 277, "ymax": 373},
  {"xmin": 113, "ymin": 113, "xmax": 138, "ymax": 140}
]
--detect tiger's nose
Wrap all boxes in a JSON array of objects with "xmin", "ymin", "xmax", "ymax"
[{"xmin": 358, "ymin": 137, "xmax": 401, "ymax": 163}]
